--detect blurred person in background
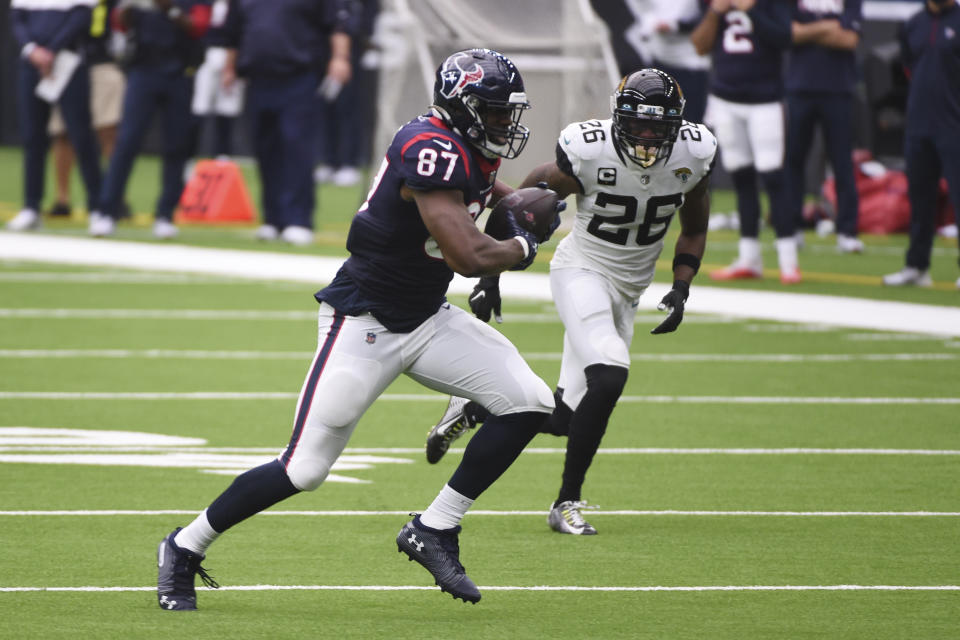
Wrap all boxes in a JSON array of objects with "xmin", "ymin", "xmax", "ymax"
[
  {"xmin": 590, "ymin": 0, "xmax": 710, "ymax": 123},
  {"xmin": 883, "ymin": 0, "xmax": 960, "ymax": 289},
  {"xmin": 785, "ymin": 0, "xmax": 865, "ymax": 254},
  {"xmin": 314, "ymin": 0, "xmax": 379, "ymax": 188},
  {"xmin": 692, "ymin": 0, "xmax": 799, "ymax": 283},
  {"xmin": 8, "ymin": 0, "xmax": 103, "ymax": 232},
  {"xmin": 191, "ymin": 0, "xmax": 243, "ymax": 159},
  {"xmin": 89, "ymin": 0, "xmax": 211, "ymax": 239},
  {"xmin": 45, "ymin": 0, "xmax": 127, "ymax": 221},
  {"xmin": 221, "ymin": 0, "xmax": 355, "ymax": 246}
]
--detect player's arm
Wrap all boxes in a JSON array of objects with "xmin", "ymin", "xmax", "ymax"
[
  {"xmin": 810, "ymin": 22, "xmax": 859, "ymax": 50},
  {"xmin": 518, "ymin": 161, "xmax": 582, "ymax": 200},
  {"xmin": 674, "ymin": 173, "xmax": 710, "ymax": 282},
  {"xmin": 651, "ymin": 173, "xmax": 711, "ymax": 335},
  {"xmin": 792, "ymin": 18, "xmax": 858, "ymax": 50},
  {"xmin": 690, "ymin": 0, "xmax": 727, "ymax": 56},
  {"xmin": 411, "ymin": 188, "xmax": 532, "ymax": 278},
  {"xmin": 791, "ymin": 19, "xmax": 840, "ymax": 44}
]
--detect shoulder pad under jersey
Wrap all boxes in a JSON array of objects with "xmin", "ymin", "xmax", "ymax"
[
  {"xmin": 676, "ymin": 121, "xmax": 718, "ymax": 162},
  {"xmin": 557, "ymin": 119, "xmax": 610, "ymax": 163},
  {"xmin": 393, "ymin": 119, "xmax": 474, "ymax": 191}
]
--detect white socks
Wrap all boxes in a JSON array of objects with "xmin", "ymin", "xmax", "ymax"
[
  {"xmin": 419, "ymin": 484, "xmax": 475, "ymax": 530},
  {"xmin": 738, "ymin": 237, "xmax": 762, "ymax": 269},
  {"xmin": 775, "ymin": 237, "xmax": 799, "ymax": 272},
  {"xmin": 173, "ymin": 509, "xmax": 221, "ymax": 556}
]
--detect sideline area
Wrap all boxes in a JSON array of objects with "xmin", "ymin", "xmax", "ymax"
[{"xmin": 2, "ymin": 231, "xmax": 959, "ymax": 337}]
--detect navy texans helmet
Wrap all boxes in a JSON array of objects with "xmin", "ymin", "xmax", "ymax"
[
  {"xmin": 433, "ymin": 48, "xmax": 531, "ymax": 159},
  {"xmin": 611, "ymin": 68, "xmax": 685, "ymax": 168}
]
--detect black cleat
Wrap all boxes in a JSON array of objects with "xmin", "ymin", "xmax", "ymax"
[
  {"xmin": 396, "ymin": 515, "xmax": 481, "ymax": 603},
  {"xmin": 157, "ymin": 527, "xmax": 219, "ymax": 611},
  {"xmin": 425, "ymin": 397, "xmax": 478, "ymax": 464}
]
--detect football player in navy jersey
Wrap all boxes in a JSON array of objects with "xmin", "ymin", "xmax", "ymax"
[
  {"xmin": 425, "ymin": 69, "xmax": 717, "ymax": 536},
  {"xmin": 691, "ymin": 0, "xmax": 800, "ymax": 284},
  {"xmin": 156, "ymin": 49, "xmax": 553, "ymax": 608}
]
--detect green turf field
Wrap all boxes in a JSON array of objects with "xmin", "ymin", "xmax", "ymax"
[{"xmin": 1, "ymin": 144, "xmax": 959, "ymax": 638}]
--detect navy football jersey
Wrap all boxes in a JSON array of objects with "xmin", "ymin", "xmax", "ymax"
[
  {"xmin": 786, "ymin": 0, "xmax": 862, "ymax": 94},
  {"xmin": 707, "ymin": 0, "xmax": 792, "ymax": 104},
  {"xmin": 316, "ymin": 113, "xmax": 501, "ymax": 332}
]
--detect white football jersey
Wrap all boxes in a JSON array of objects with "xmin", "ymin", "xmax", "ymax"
[{"xmin": 551, "ymin": 118, "xmax": 716, "ymax": 299}]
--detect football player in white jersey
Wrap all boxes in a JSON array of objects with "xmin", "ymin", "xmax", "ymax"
[{"xmin": 425, "ymin": 69, "xmax": 716, "ymax": 535}]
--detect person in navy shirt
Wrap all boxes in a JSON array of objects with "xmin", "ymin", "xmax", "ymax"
[
  {"xmin": 692, "ymin": 0, "xmax": 799, "ymax": 283},
  {"xmin": 89, "ymin": 0, "xmax": 212, "ymax": 239},
  {"xmin": 155, "ymin": 49, "xmax": 556, "ymax": 609},
  {"xmin": 883, "ymin": 0, "xmax": 960, "ymax": 288},
  {"xmin": 785, "ymin": 0, "xmax": 865, "ymax": 254},
  {"xmin": 219, "ymin": 0, "xmax": 355, "ymax": 246},
  {"xmin": 7, "ymin": 0, "xmax": 103, "ymax": 232}
]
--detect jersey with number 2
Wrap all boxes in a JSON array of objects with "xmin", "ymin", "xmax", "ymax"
[{"xmin": 551, "ymin": 118, "xmax": 716, "ymax": 300}]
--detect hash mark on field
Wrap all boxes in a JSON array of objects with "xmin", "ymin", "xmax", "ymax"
[
  {"xmin": 2, "ymin": 391, "xmax": 959, "ymax": 404},
  {"xmin": 1, "ymin": 584, "xmax": 957, "ymax": 593}
]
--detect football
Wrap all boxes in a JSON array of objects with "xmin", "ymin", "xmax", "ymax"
[{"xmin": 484, "ymin": 186, "xmax": 562, "ymax": 243}]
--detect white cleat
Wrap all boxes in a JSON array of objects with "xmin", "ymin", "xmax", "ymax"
[
  {"xmin": 153, "ymin": 219, "xmax": 179, "ymax": 240},
  {"xmin": 332, "ymin": 166, "xmax": 361, "ymax": 187},
  {"xmin": 547, "ymin": 500, "xmax": 598, "ymax": 535},
  {"xmin": 882, "ymin": 266, "xmax": 932, "ymax": 287},
  {"xmin": 88, "ymin": 212, "xmax": 115, "ymax": 237},
  {"xmin": 6, "ymin": 208, "xmax": 41, "ymax": 231},
  {"xmin": 425, "ymin": 397, "xmax": 477, "ymax": 464},
  {"xmin": 837, "ymin": 234, "xmax": 864, "ymax": 254},
  {"xmin": 255, "ymin": 224, "xmax": 279, "ymax": 241},
  {"xmin": 281, "ymin": 225, "xmax": 314, "ymax": 246}
]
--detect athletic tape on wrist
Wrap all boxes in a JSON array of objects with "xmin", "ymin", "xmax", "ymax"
[
  {"xmin": 673, "ymin": 253, "xmax": 701, "ymax": 275},
  {"xmin": 514, "ymin": 235, "xmax": 530, "ymax": 259}
]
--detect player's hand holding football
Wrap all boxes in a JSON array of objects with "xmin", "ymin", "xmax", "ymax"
[
  {"xmin": 651, "ymin": 280, "xmax": 690, "ymax": 334},
  {"xmin": 534, "ymin": 182, "xmax": 566, "ymax": 243},
  {"xmin": 470, "ymin": 276, "xmax": 503, "ymax": 323},
  {"xmin": 502, "ymin": 213, "xmax": 539, "ymax": 271}
]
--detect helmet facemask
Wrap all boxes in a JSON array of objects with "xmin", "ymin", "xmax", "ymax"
[
  {"xmin": 462, "ymin": 93, "xmax": 530, "ymax": 159},
  {"xmin": 432, "ymin": 49, "xmax": 531, "ymax": 160},
  {"xmin": 612, "ymin": 103, "xmax": 682, "ymax": 168},
  {"xmin": 610, "ymin": 69, "xmax": 685, "ymax": 168}
]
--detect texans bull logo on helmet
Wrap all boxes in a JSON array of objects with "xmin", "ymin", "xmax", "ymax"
[{"xmin": 439, "ymin": 61, "xmax": 485, "ymax": 100}]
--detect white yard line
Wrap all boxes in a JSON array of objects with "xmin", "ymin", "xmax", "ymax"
[
  {"xmin": 2, "ymin": 392, "xmax": 958, "ymax": 404},
  {"xmin": 1, "ymin": 348, "xmax": 957, "ymax": 362},
  {"xmin": 1, "ymin": 584, "xmax": 957, "ymax": 593},
  {"xmin": 1, "ymin": 446, "xmax": 958, "ymax": 456},
  {"xmin": 2, "ymin": 232, "xmax": 959, "ymax": 336},
  {"xmin": 1, "ymin": 509, "xmax": 958, "ymax": 517}
]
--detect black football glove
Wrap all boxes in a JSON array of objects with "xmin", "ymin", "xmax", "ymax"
[
  {"xmin": 651, "ymin": 280, "xmax": 690, "ymax": 335},
  {"xmin": 504, "ymin": 211, "xmax": 539, "ymax": 271},
  {"xmin": 469, "ymin": 276, "xmax": 502, "ymax": 323},
  {"xmin": 535, "ymin": 181, "xmax": 566, "ymax": 242}
]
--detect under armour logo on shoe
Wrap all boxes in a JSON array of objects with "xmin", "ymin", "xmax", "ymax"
[
  {"xmin": 407, "ymin": 533, "xmax": 425, "ymax": 552},
  {"xmin": 159, "ymin": 595, "xmax": 177, "ymax": 609}
]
